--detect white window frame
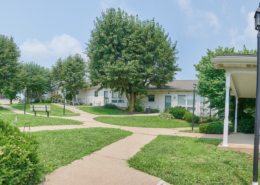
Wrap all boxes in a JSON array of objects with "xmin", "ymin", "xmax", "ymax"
[
  {"xmin": 148, "ymin": 95, "xmax": 155, "ymax": 102},
  {"xmin": 94, "ymin": 91, "xmax": 98, "ymax": 97},
  {"xmin": 177, "ymin": 94, "xmax": 196, "ymax": 112}
]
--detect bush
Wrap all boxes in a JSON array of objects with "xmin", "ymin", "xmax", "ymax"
[
  {"xmin": 182, "ymin": 111, "xmax": 200, "ymax": 123},
  {"xmin": 103, "ymin": 103, "xmax": 117, "ymax": 109},
  {"xmin": 125, "ymin": 105, "xmax": 144, "ymax": 112},
  {"xmin": 165, "ymin": 106, "xmax": 187, "ymax": 119},
  {"xmin": 34, "ymin": 99, "xmax": 40, "ymax": 103},
  {"xmin": 199, "ymin": 121, "xmax": 223, "ymax": 134},
  {"xmin": 159, "ymin": 112, "xmax": 174, "ymax": 120},
  {"xmin": 44, "ymin": 99, "xmax": 52, "ymax": 103},
  {"xmin": 151, "ymin": 109, "xmax": 160, "ymax": 113},
  {"xmin": 50, "ymin": 94, "xmax": 62, "ymax": 100},
  {"xmin": 0, "ymin": 118, "xmax": 44, "ymax": 184},
  {"xmin": 206, "ymin": 121, "xmax": 223, "ymax": 134},
  {"xmin": 238, "ymin": 118, "xmax": 254, "ymax": 133},
  {"xmin": 199, "ymin": 123, "xmax": 209, "ymax": 133}
]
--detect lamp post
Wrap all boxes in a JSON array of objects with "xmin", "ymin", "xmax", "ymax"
[
  {"xmin": 192, "ymin": 83, "xmax": 196, "ymax": 131},
  {"xmin": 63, "ymin": 88, "xmax": 66, "ymax": 115},
  {"xmin": 253, "ymin": 4, "xmax": 260, "ymax": 185},
  {"xmin": 24, "ymin": 87, "xmax": 27, "ymax": 115}
]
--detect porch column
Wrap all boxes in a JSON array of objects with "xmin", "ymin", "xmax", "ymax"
[
  {"xmin": 223, "ymin": 73, "xmax": 231, "ymax": 147},
  {"xmin": 234, "ymin": 97, "xmax": 238, "ymax": 133}
]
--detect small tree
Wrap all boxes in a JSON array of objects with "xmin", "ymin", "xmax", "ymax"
[
  {"xmin": 86, "ymin": 8, "xmax": 180, "ymax": 111},
  {"xmin": 0, "ymin": 35, "xmax": 21, "ymax": 92},
  {"xmin": 52, "ymin": 54, "xmax": 88, "ymax": 101}
]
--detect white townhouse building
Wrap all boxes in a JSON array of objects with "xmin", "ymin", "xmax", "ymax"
[{"xmin": 73, "ymin": 80, "xmax": 214, "ymax": 116}]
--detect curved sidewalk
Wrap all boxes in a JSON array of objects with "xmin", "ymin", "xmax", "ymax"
[{"xmin": 2, "ymin": 104, "xmax": 220, "ymax": 185}]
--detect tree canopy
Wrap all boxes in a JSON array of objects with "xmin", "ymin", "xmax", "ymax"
[
  {"xmin": 22, "ymin": 62, "xmax": 51, "ymax": 103},
  {"xmin": 0, "ymin": 35, "xmax": 21, "ymax": 93},
  {"xmin": 52, "ymin": 54, "xmax": 88, "ymax": 101},
  {"xmin": 86, "ymin": 8, "xmax": 180, "ymax": 111},
  {"xmin": 194, "ymin": 46, "xmax": 257, "ymax": 121}
]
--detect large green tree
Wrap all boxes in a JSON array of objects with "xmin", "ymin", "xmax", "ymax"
[
  {"xmin": 86, "ymin": 8, "xmax": 180, "ymax": 111},
  {"xmin": 52, "ymin": 54, "xmax": 88, "ymax": 101},
  {"xmin": 22, "ymin": 62, "xmax": 50, "ymax": 103},
  {"xmin": 0, "ymin": 35, "xmax": 21, "ymax": 92},
  {"xmin": 194, "ymin": 46, "xmax": 257, "ymax": 119}
]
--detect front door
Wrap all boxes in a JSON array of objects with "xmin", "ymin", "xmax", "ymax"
[
  {"xmin": 165, "ymin": 96, "xmax": 171, "ymax": 108},
  {"xmin": 104, "ymin": 91, "xmax": 109, "ymax": 104}
]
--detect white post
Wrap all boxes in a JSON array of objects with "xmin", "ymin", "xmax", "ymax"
[
  {"xmin": 223, "ymin": 73, "xmax": 231, "ymax": 147},
  {"xmin": 234, "ymin": 97, "xmax": 238, "ymax": 133}
]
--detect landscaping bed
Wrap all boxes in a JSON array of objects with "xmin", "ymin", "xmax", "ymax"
[
  {"xmin": 128, "ymin": 135, "xmax": 258, "ymax": 184},
  {"xmin": 94, "ymin": 116, "xmax": 199, "ymax": 128},
  {"xmin": 7, "ymin": 103, "xmax": 79, "ymax": 117}
]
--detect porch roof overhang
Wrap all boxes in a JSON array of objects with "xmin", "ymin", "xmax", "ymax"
[{"xmin": 211, "ymin": 55, "xmax": 257, "ymax": 98}]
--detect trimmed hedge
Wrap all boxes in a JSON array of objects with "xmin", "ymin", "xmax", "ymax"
[
  {"xmin": 125, "ymin": 105, "xmax": 144, "ymax": 112},
  {"xmin": 50, "ymin": 94, "xmax": 62, "ymax": 100},
  {"xmin": 199, "ymin": 121, "xmax": 223, "ymax": 134},
  {"xmin": 151, "ymin": 109, "xmax": 160, "ymax": 113},
  {"xmin": 44, "ymin": 99, "xmax": 52, "ymax": 103},
  {"xmin": 103, "ymin": 103, "xmax": 117, "ymax": 109},
  {"xmin": 165, "ymin": 106, "xmax": 186, "ymax": 119},
  {"xmin": 182, "ymin": 111, "xmax": 200, "ymax": 123},
  {"xmin": 0, "ymin": 119, "xmax": 44, "ymax": 184}
]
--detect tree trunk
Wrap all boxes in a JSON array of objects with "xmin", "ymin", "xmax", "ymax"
[
  {"xmin": 10, "ymin": 99, "xmax": 12, "ymax": 104},
  {"xmin": 26, "ymin": 91, "xmax": 30, "ymax": 104},
  {"xmin": 39, "ymin": 92, "xmax": 43, "ymax": 103},
  {"xmin": 129, "ymin": 90, "xmax": 135, "ymax": 112},
  {"xmin": 73, "ymin": 89, "xmax": 76, "ymax": 102}
]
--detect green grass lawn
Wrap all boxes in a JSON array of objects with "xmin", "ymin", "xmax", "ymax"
[
  {"xmin": 7, "ymin": 103, "xmax": 79, "ymax": 117},
  {"xmin": 0, "ymin": 106, "xmax": 82, "ymax": 127},
  {"xmin": 80, "ymin": 107, "xmax": 127, "ymax": 115},
  {"xmin": 94, "ymin": 116, "xmax": 199, "ymax": 128},
  {"xmin": 128, "ymin": 135, "xmax": 257, "ymax": 184},
  {"xmin": 179, "ymin": 129, "xmax": 200, "ymax": 133},
  {"xmin": 30, "ymin": 128, "xmax": 132, "ymax": 174}
]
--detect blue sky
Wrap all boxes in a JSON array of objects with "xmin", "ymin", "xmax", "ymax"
[{"xmin": 0, "ymin": 0, "xmax": 259, "ymax": 80}]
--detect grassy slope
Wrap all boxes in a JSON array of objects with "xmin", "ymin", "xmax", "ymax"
[
  {"xmin": 128, "ymin": 135, "xmax": 257, "ymax": 184},
  {"xmin": 8, "ymin": 103, "xmax": 79, "ymax": 117},
  {"xmin": 0, "ymin": 106, "xmax": 83, "ymax": 127},
  {"xmin": 94, "ymin": 116, "xmax": 199, "ymax": 128},
  {"xmin": 31, "ymin": 128, "xmax": 132, "ymax": 174},
  {"xmin": 80, "ymin": 107, "xmax": 126, "ymax": 115}
]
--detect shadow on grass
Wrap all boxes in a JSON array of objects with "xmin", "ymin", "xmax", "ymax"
[
  {"xmin": 223, "ymin": 161, "xmax": 249, "ymax": 185},
  {"xmin": 194, "ymin": 138, "xmax": 222, "ymax": 146}
]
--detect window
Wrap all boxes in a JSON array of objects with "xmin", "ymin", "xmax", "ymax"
[
  {"xmin": 76, "ymin": 89, "xmax": 79, "ymax": 95},
  {"xmin": 112, "ymin": 91, "xmax": 117, "ymax": 103},
  {"xmin": 94, "ymin": 91, "xmax": 98, "ymax": 97},
  {"xmin": 148, "ymin": 95, "xmax": 155, "ymax": 102},
  {"xmin": 178, "ymin": 95, "xmax": 186, "ymax": 105},
  {"xmin": 118, "ymin": 92, "xmax": 124, "ymax": 103},
  {"xmin": 178, "ymin": 95, "xmax": 196, "ymax": 112}
]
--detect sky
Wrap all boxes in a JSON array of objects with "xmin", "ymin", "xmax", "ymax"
[{"xmin": 0, "ymin": 0, "xmax": 259, "ymax": 80}]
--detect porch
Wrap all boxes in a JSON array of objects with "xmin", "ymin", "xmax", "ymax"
[{"xmin": 211, "ymin": 54, "xmax": 257, "ymax": 148}]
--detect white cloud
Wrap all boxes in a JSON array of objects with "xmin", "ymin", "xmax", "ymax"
[
  {"xmin": 20, "ymin": 34, "xmax": 85, "ymax": 60},
  {"xmin": 230, "ymin": 12, "xmax": 257, "ymax": 47},
  {"xmin": 174, "ymin": 0, "xmax": 221, "ymax": 33}
]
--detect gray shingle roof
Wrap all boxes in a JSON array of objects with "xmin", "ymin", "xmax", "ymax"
[
  {"xmin": 85, "ymin": 79, "xmax": 198, "ymax": 91},
  {"xmin": 148, "ymin": 80, "xmax": 198, "ymax": 90}
]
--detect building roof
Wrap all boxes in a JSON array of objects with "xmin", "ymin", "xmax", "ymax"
[
  {"xmin": 148, "ymin": 80, "xmax": 198, "ymax": 91},
  {"xmin": 85, "ymin": 79, "xmax": 198, "ymax": 91},
  {"xmin": 217, "ymin": 54, "xmax": 257, "ymax": 57}
]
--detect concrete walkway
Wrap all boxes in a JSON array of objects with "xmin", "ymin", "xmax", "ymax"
[{"xmin": 2, "ymin": 104, "xmax": 221, "ymax": 185}]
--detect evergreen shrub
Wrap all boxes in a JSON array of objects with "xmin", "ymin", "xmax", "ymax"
[
  {"xmin": 0, "ymin": 119, "xmax": 44, "ymax": 184},
  {"xmin": 151, "ymin": 109, "xmax": 159, "ymax": 113},
  {"xmin": 165, "ymin": 106, "xmax": 186, "ymax": 119},
  {"xmin": 44, "ymin": 99, "xmax": 51, "ymax": 103},
  {"xmin": 158, "ymin": 112, "xmax": 174, "ymax": 120},
  {"xmin": 103, "ymin": 103, "xmax": 117, "ymax": 109},
  {"xmin": 182, "ymin": 111, "xmax": 200, "ymax": 123}
]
